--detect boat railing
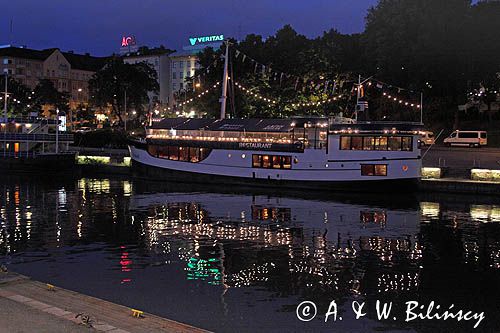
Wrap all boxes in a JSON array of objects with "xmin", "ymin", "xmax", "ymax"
[
  {"xmin": 0, "ymin": 117, "xmax": 59, "ymax": 125},
  {"xmin": 0, "ymin": 151, "xmax": 75, "ymax": 158},
  {"xmin": 0, "ymin": 132, "xmax": 74, "ymax": 142}
]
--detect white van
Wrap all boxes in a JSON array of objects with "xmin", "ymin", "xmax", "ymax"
[
  {"xmin": 443, "ymin": 130, "xmax": 487, "ymax": 147},
  {"xmin": 419, "ymin": 131, "xmax": 435, "ymax": 146}
]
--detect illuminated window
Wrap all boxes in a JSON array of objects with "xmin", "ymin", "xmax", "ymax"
[
  {"xmin": 361, "ymin": 164, "xmax": 387, "ymax": 176},
  {"xmin": 340, "ymin": 136, "xmax": 412, "ymax": 151},
  {"xmin": 252, "ymin": 154, "xmax": 292, "ymax": 170},
  {"xmin": 351, "ymin": 136, "xmax": 363, "ymax": 150},
  {"xmin": 340, "ymin": 136, "xmax": 351, "ymax": 150},
  {"xmin": 148, "ymin": 145, "xmax": 211, "ymax": 162},
  {"xmin": 252, "ymin": 155, "xmax": 262, "ymax": 167},
  {"xmin": 272, "ymin": 156, "xmax": 281, "ymax": 169},
  {"xmin": 262, "ymin": 155, "xmax": 271, "ymax": 168},
  {"xmin": 363, "ymin": 136, "xmax": 374, "ymax": 150}
]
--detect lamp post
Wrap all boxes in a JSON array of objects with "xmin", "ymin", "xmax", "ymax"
[
  {"xmin": 124, "ymin": 88, "xmax": 127, "ymax": 131},
  {"xmin": 55, "ymin": 108, "xmax": 59, "ymax": 154},
  {"xmin": 3, "ymin": 71, "xmax": 8, "ymax": 122}
]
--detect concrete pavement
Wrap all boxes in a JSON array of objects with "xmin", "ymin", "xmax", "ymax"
[{"xmin": 0, "ymin": 271, "xmax": 210, "ymax": 333}]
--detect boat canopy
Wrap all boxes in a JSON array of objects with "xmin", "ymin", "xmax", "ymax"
[{"xmin": 151, "ymin": 118, "xmax": 299, "ymax": 133}]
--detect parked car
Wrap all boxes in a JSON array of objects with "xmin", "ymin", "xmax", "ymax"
[
  {"xmin": 443, "ymin": 130, "xmax": 487, "ymax": 147},
  {"xmin": 419, "ymin": 131, "xmax": 435, "ymax": 146}
]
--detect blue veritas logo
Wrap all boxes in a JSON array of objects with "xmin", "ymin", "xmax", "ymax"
[{"xmin": 189, "ymin": 34, "xmax": 224, "ymax": 46}]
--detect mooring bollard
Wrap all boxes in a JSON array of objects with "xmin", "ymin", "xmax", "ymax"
[{"xmin": 131, "ymin": 308, "xmax": 144, "ymax": 318}]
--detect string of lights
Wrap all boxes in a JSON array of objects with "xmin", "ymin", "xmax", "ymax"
[
  {"xmin": 233, "ymin": 81, "xmax": 277, "ymax": 105},
  {"xmin": 234, "ymin": 81, "xmax": 345, "ymax": 108},
  {"xmin": 381, "ymin": 92, "xmax": 421, "ymax": 109},
  {"xmin": 178, "ymin": 81, "xmax": 221, "ymax": 107}
]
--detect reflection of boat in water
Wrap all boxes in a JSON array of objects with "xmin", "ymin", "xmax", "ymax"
[{"xmin": 130, "ymin": 191, "xmax": 422, "ymax": 293}]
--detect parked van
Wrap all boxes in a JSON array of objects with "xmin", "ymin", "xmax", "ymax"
[
  {"xmin": 443, "ymin": 130, "xmax": 487, "ymax": 147},
  {"xmin": 419, "ymin": 131, "xmax": 435, "ymax": 146}
]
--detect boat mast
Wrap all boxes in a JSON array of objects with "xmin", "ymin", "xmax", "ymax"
[
  {"xmin": 220, "ymin": 40, "xmax": 229, "ymax": 119},
  {"xmin": 3, "ymin": 72, "xmax": 7, "ymax": 122}
]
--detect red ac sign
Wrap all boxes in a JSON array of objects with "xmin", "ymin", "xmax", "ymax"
[{"xmin": 121, "ymin": 36, "xmax": 136, "ymax": 47}]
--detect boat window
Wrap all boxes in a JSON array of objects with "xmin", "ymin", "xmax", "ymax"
[
  {"xmin": 252, "ymin": 154, "xmax": 292, "ymax": 170},
  {"xmin": 189, "ymin": 147, "xmax": 199, "ymax": 162},
  {"xmin": 351, "ymin": 136, "xmax": 363, "ymax": 150},
  {"xmin": 272, "ymin": 156, "xmax": 281, "ymax": 169},
  {"xmin": 179, "ymin": 147, "xmax": 189, "ymax": 161},
  {"xmin": 361, "ymin": 164, "xmax": 387, "ymax": 176},
  {"xmin": 340, "ymin": 135, "xmax": 413, "ymax": 151},
  {"xmin": 402, "ymin": 137, "xmax": 412, "ymax": 151},
  {"xmin": 363, "ymin": 137, "xmax": 374, "ymax": 150},
  {"xmin": 282, "ymin": 156, "xmax": 292, "ymax": 169},
  {"xmin": 169, "ymin": 146, "xmax": 179, "ymax": 160},
  {"xmin": 262, "ymin": 155, "xmax": 271, "ymax": 168},
  {"xmin": 374, "ymin": 136, "xmax": 388, "ymax": 150},
  {"xmin": 147, "ymin": 145, "xmax": 212, "ymax": 163},
  {"xmin": 252, "ymin": 155, "xmax": 262, "ymax": 168},
  {"xmin": 340, "ymin": 136, "xmax": 351, "ymax": 150},
  {"xmin": 388, "ymin": 137, "xmax": 402, "ymax": 151}
]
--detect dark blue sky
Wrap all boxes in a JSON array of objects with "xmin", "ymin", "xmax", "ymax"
[{"xmin": 1, "ymin": 0, "xmax": 378, "ymax": 56}]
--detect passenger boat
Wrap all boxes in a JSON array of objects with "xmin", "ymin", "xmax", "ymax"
[{"xmin": 128, "ymin": 117, "xmax": 423, "ymax": 191}]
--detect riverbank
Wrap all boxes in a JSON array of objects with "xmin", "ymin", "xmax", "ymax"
[{"xmin": 0, "ymin": 271, "xmax": 209, "ymax": 333}]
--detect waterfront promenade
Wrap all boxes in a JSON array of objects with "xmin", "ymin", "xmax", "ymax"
[{"xmin": 0, "ymin": 271, "xmax": 209, "ymax": 333}]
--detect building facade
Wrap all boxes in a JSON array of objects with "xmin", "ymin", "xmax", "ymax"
[
  {"xmin": 123, "ymin": 52, "xmax": 171, "ymax": 105},
  {"xmin": 0, "ymin": 46, "xmax": 107, "ymax": 110},
  {"xmin": 168, "ymin": 50, "xmax": 200, "ymax": 108}
]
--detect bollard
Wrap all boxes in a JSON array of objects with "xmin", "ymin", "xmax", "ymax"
[{"xmin": 131, "ymin": 308, "xmax": 144, "ymax": 318}]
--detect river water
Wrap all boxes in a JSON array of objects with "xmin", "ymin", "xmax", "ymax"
[{"xmin": 0, "ymin": 176, "xmax": 499, "ymax": 332}]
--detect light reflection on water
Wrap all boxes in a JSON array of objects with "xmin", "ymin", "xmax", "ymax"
[{"xmin": 0, "ymin": 177, "xmax": 499, "ymax": 332}]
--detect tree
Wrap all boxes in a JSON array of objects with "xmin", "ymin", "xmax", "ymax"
[
  {"xmin": 88, "ymin": 57, "xmax": 159, "ymax": 127},
  {"xmin": 183, "ymin": 25, "xmax": 361, "ymax": 119},
  {"xmin": 32, "ymin": 79, "xmax": 69, "ymax": 114},
  {"xmin": 0, "ymin": 76, "xmax": 32, "ymax": 116}
]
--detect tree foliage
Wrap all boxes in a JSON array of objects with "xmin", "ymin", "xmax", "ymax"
[
  {"xmin": 32, "ymin": 79, "xmax": 69, "ymax": 114},
  {"xmin": 89, "ymin": 57, "xmax": 159, "ymax": 125},
  {"xmin": 0, "ymin": 76, "xmax": 32, "ymax": 116},
  {"xmin": 181, "ymin": 1, "xmax": 500, "ymax": 124}
]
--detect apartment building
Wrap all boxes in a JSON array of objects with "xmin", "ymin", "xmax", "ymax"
[
  {"xmin": 0, "ymin": 46, "xmax": 107, "ymax": 109},
  {"xmin": 169, "ymin": 49, "xmax": 200, "ymax": 107}
]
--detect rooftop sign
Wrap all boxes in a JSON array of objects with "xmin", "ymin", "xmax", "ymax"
[
  {"xmin": 188, "ymin": 34, "xmax": 224, "ymax": 46},
  {"xmin": 120, "ymin": 35, "xmax": 138, "ymax": 55}
]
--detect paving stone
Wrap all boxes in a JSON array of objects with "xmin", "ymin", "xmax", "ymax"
[
  {"xmin": 93, "ymin": 323, "xmax": 118, "ymax": 331},
  {"xmin": 25, "ymin": 299, "xmax": 52, "ymax": 310},
  {"xmin": 7, "ymin": 294, "xmax": 32, "ymax": 303},
  {"xmin": 42, "ymin": 306, "xmax": 72, "ymax": 317}
]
